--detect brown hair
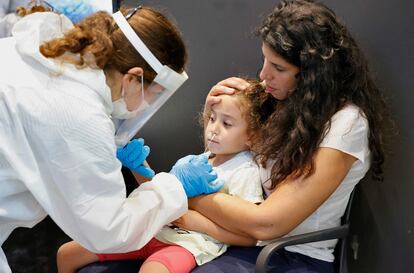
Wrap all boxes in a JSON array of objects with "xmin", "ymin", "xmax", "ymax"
[
  {"xmin": 257, "ymin": 0, "xmax": 392, "ymax": 188},
  {"xmin": 20, "ymin": 5, "xmax": 188, "ymax": 83},
  {"xmin": 201, "ymin": 78, "xmax": 277, "ymax": 151},
  {"xmin": 16, "ymin": 4, "xmax": 49, "ymax": 17}
]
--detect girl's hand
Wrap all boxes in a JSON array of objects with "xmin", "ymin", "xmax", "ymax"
[
  {"xmin": 205, "ymin": 77, "xmax": 250, "ymax": 109},
  {"xmin": 172, "ymin": 210, "xmax": 211, "ymax": 234}
]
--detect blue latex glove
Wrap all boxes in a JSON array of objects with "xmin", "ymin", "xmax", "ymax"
[
  {"xmin": 116, "ymin": 138, "xmax": 155, "ymax": 178},
  {"xmin": 47, "ymin": 0, "xmax": 97, "ymax": 23},
  {"xmin": 169, "ymin": 154, "xmax": 224, "ymax": 198}
]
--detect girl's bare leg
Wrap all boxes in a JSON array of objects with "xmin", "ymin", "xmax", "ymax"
[
  {"xmin": 57, "ymin": 241, "xmax": 99, "ymax": 273},
  {"xmin": 138, "ymin": 261, "xmax": 170, "ymax": 273}
]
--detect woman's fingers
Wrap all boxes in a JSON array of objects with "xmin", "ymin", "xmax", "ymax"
[{"xmin": 209, "ymin": 77, "xmax": 250, "ymax": 96}]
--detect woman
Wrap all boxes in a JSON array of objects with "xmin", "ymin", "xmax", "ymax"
[
  {"xmin": 187, "ymin": 0, "xmax": 391, "ymax": 272},
  {"xmin": 79, "ymin": 0, "xmax": 391, "ymax": 272},
  {"xmin": 0, "ymin": 4, "xmax": 221, "ymax": 273}
]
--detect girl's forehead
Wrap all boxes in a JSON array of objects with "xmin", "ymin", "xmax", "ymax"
[
  {"xmin": 212, "ymin": 95, "xmax": 245, "ymax": 118},
  {"xmin": 215, "ymin": 94, "xmax": 243, "ymax": 107}
]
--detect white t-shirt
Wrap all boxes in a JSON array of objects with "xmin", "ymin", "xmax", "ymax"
[
  {"xmin": 258, "ymin": 104, "xmax": 370, "ymax": 262},
  {"xmin": 156, "ymin": 151, "xmax": 264, "ymax": 265}
]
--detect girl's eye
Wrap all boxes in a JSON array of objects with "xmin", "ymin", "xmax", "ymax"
[
  {"xmin": 209, "ymin": 115, "xmax": 215, "ymax": 122},
  {"xmin": 223, "ymin": 121, "xmax": 232, "ymax": 127}
]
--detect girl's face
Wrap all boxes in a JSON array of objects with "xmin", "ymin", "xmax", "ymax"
[
  {"xmin": 205, "ymin": 95, "xmax": 250, "ymax": 159},
  {"xmin": 259, "ymin": 43, "xmax": 300, "ymax": 100}
]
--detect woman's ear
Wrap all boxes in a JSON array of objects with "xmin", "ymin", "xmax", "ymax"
[
  {"xmin": 122, "ymin": 67, "xmax": 144, "ymax": 89},
  {"xmin": 127, "ymin": 67, "xmax": 144, "ymax": 78}
]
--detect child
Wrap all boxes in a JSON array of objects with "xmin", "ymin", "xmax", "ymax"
[{"xmin": 56, "ymin": 79, "xmax": 276, "ymax": 273}]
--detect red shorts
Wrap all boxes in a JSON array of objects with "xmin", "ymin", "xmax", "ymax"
[{"xmin": 96, "ymin": 238, "xmax": 196, "ymax": 273}]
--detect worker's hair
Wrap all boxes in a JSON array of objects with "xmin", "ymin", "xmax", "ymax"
[
  {"xmin": 18, "ymin": 4, "xmax": 187, "ymax": 83},
  {"xmin": 15, "ymin": 1, "xmax": 49, "ymax": 16}
]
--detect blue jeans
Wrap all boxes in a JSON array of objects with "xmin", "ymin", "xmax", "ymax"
[{"xmin": 78, "ymin": 246, "xmax": 334, "ymax": 273}]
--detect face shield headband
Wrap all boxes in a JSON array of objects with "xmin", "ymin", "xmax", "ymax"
[{"xmin": 112, "ymin": 10, "xmax": 188, "ymax": 147}]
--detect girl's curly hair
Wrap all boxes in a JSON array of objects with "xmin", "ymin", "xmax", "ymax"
[
  {"xmin": 200, "ymin": 78, "xmax": 277, "ymax": 152},
  {"xmin": 256, "ymin": 0, "xmax": 392, "ymax": 189}
]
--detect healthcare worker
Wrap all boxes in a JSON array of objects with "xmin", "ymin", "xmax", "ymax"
[{"xmin": 0, "ymin": 4, "xmax": 222, "ymax": 273}]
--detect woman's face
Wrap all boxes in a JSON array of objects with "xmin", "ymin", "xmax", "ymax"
[{"xmin": 259, "ymin": 43, "xmax": 300, "ymax": 100}]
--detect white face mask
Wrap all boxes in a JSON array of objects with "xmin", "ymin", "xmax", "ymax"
[{"xmin": 112, "ymin": 75, "xmax": 150, "ymax": 120}]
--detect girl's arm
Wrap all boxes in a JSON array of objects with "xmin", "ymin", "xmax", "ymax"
[
  {"xmin": 173, "ymin": 209, "xmax": 257, "ymax": 246},
  {"xmin": 189, "ymin": 147, "xmax": 357, "ymax": 240}
]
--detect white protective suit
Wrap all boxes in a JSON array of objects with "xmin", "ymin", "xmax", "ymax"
[
  {"xmin": 0, "ymin": 0, "xmax": 29, "ymax": 38},
  {"xmin": 0, "ymin": 12, "xmax": 187, "ymax": 273}
]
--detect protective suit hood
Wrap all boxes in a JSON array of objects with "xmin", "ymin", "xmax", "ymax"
[{"xmin": 11, "ymin": 12, "xmax": 113, "ymax": 115}]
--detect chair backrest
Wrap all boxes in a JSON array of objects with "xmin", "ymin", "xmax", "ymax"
[
  {"xmin": 342, "ymin": 188, "xmax": 356, "ymax": 225},
  {"xmin": 335, "ymin": 187, "xmax": 357, "ymax": 273}
]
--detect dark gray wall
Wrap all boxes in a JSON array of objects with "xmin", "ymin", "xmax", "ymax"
[{"xmin": 127, "ymin": 0, "xmax": 414, "ymax": 272}]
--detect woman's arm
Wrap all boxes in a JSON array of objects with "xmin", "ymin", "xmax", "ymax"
[
  {"xmin": 173, "ymin": 210, "xmax": 257, "ymax": 246},
  {"xmin": 189, "ymin": 147, "xmax": 357, "ymax": 240}
]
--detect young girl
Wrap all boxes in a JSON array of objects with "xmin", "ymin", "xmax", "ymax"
[{"xmin": 56, "ymin": 79, "xmax": 276, "ymax": 273}]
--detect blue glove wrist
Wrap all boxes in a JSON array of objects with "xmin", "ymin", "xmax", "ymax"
[
  {"xmin": 117, "ymin": 138, "xmax": 155, "ymax": 178},
  {"xmin": 169, "ymin": 154, "xmax": 223, "ymax": 198}
]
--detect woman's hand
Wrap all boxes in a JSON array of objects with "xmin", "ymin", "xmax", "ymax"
[
  {"xmin": 172, "ymin": 209, "xmax": 211, "ymax": 234},
  {"xmin": 205, "ymin": 77, "xmax": 250, "ymax": 109}
]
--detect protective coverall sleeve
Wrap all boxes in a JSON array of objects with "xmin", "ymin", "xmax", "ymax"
[{"xmin": 22, "ymin": 102, "xmax": 187, "ymax": 254}]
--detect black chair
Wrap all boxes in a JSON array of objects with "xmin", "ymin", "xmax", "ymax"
[{"xmin": 255, "ymin": 189, "xmax": 356, "ymax": 273}]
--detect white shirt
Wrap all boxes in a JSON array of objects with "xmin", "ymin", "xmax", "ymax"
[
  {"xmin": 156, "ymin": 151, "xmax": 263, "ymax": 265},
  {"xmin": 0, "ymin": 12, "xmax": 187, "ymax": 273},
  {"xmin": 259, "ymin": 104, "xmax": 370, "ymax": 262}
]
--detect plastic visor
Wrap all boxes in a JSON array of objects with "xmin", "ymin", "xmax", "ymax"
[{"xmin": 112, "ymin": 11, "xmax": 188, "ymax": 147}]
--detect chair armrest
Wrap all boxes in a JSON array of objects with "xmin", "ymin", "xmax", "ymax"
[{"xmin": 255, "ymin": 224, "xmax": 349, "ymax": 273}]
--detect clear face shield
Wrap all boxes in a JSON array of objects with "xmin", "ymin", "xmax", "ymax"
[{"xmin": 112, "ymin": 10, "xmax": 188, "ymax": 147}]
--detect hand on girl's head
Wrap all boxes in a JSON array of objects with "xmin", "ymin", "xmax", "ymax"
[
  {"xmin": 206, "ymin": 77, "xmax": 251, "ymax": 110},
  {"xmin": 209, "ymin": 77, "xmax": 250, "ymax": 96}
]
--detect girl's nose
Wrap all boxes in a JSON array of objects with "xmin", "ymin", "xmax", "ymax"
[{"xmin": 209, "ymin": 130, "xmax": 218, "ymax": 138}]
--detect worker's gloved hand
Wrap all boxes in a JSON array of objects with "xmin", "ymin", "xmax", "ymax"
[
  {"xmin": 169, "ymin": 154, "xmax": 224, "ymax": 198},
  {"xmin": 117, "ymin": 138, "xmax": 155, "ymax": 178}
]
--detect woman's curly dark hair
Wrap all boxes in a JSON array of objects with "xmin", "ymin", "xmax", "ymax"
[
  {"xmin": 200, "ymin": 78, "xmax": 277, "ymax": 151},
  {"xmin": 256, "ymin": 0, "xmax": 392, "ymax": 189}
]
